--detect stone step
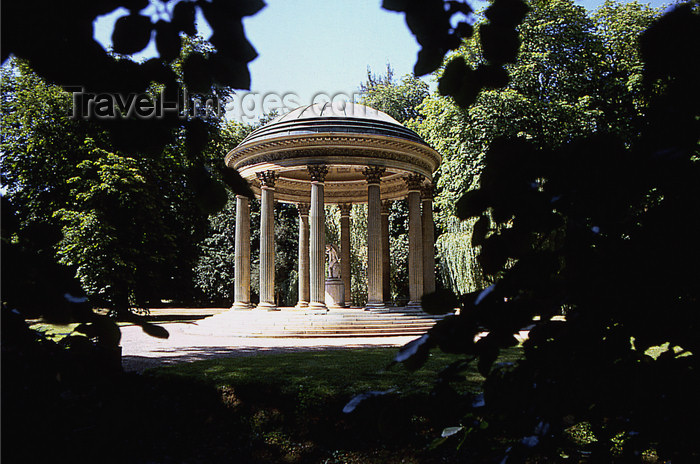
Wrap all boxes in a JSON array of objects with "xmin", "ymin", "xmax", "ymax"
[{"xmin": 187, "ymin": 306, "xmax": 446, "ymax": 338}]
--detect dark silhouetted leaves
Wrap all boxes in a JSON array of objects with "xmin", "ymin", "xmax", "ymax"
[
  {"xmin": 455, "ymin": 22, "xmax": 474, "ymax": 38},
  {"xmin": 455, "ymin": 189, "xmax": 489, "ymax": 220},
  {"xmin": 218, "ymin": 165, "xmax": 254, "ymax": 198},
  {"xmin": 138, "ymin": 321, "xmax": 169, "ymax": 339},
  {"xmin": 475, "ymin": 336, "xmax": 500, "ymax": 377},
  {"xmin": 112, "ymin": 13, "xmax": 153, "ymax": 55},
  {"xmin": 74, "ymin": 318, "xmax": 121, "ymax": 348},
  {"xmin": 640, "ymin": 3, "xmax": 700, "ymax": 86},
  {"xmin": 484, "ymin": 0, "xmax": 530, "ymax": 28},
  {"xmin": 185, "ymin": 118, "xmax": 212, "ymax": 157},
  {"xmin": 479, "ymin": 235, "xmax": 510, "ymax": 275},
  {"xmin": 415, "ymin": 47, "xmax": 447, "ymax": 77},
  {"xmin": 155, "ymin": 20, "xmax": 181, "ymax": 62},
  {"xmin": 189, "ymin": 165, "xmax": 228, "ymax": 215},
  {"xmin": 475, "ymin": 64, "xmax": 510, "ymax": 89},
  {"xmin": 480, "ymin": 24, "xmax": 520, "ymax": 64},
  {"xmin": 422, "ymin": 289, "xmax": 459, "ymax": 315},
  {"xmin": 172, "ymin": 0, "xmax": 197, "ymax": 35},
  {"xmin": 121, "ymin": 0, "xmax": 149, "ymax": 11},
  {"xmin": 471, "ymin": 214, "xmax": 490, "ymax": 246},
  {"xmin": 384, "ymin": 0, "xmax": 479, "ymax": 77},
  {"xmin": 394, "ymin": 334, "xmax": 433, "ymax": 371}
]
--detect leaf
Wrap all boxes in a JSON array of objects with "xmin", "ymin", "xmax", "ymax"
[
  {"xmin": 139, "ymin": 321, "xmax": 169, "ymax": 339},
  {"xmin": 186, "ymin": 118, "xmax": 211, "ymax": 157},
  {"xmin": 476, "ymin": 336, "xmax": 500, "ymax": 376},
  {"xmin": 121, "ymin": 0, "xmax": 149, "ymax": 11},
  {"xmin": 210, "ymin": 26, "xmax": 258, "ymax": 62},
  {"xmin": 210, "ymin": 54, "xmax": 252, "ymax": 90},
  {"xmin": 478, "ymin": 235, "xmax": 509, "ymax": 275},
  {"xmin": 112, "ymin": 14, "xmax": 153, "ymax": 55},
  {"xmin": 395, "ymin": 334, "xmax": 432, "ymax": 371},
  {"xmin": 189, "ymin": 166, "xmax": 229, "ymax": 215},
  {"xmin": 182, "ymin": 54, "xmax": 213, "ymax": 93},
  {"xmin": 474, "ymin": 284, "xmax": 495, "ymax": 305},
  {"xmin": 442, "ymin": 426, "xmax": 464, "ymax": 438},
  {"xmin": 480, "ymin": 24, "xmax": 520, "ymax": 65},
  {"xmin": 455, "ymin": 22, "xmax": 474, "ymax": 39},
  {"xmin": 472, "ymin": 214, "xmax": 490, "ymax": 246},
  {"xmin": 421, "ymin": 289, "xmax": 459, "ymax": 315},
  {"xmin": 485, "ymin": 0, "xmax": 530, "ymax": 28},
  {"xmin": 382, "ymin": 0, "xmax": 408, "ymax": 13},
  {"xmin": 172, "ymin": 1, "xmax": 197, "ymax": 35},
  {"xmin": 438, "ymin": 359, "xmax": 471, "ymax": 382},
  {"xmin": 414, "ymin": 47, "xmax": 445, "ymax": 77},
  {"xmin": 475, "ymin": 64, "xmax": 510, "ymax": 89},
  {"xmin": 455, "ymin": 189, "xmax": 489, "ymax": 220},
  {"xmin": 154, "ymin": 20, "xmax": 181, "ymax": 62},
  {"xmin": 438, "ymin": 56, "xmax": 469, "ymax": 97},
  {"xmin": 343, "ymin": 389, "xmax": 395, "ymax": 413},
  {"xmin": 218, "ymin": 165, "xmax": 254, "ymax": 198}
]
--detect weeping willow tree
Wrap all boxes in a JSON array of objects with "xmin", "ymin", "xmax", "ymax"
[{"xmin": 435, "ymin": 216, "xmax": 488, "ymax": 295}]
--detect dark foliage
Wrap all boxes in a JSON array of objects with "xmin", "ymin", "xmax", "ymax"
[
  {"xmin": 396, "ymin": 2, "xmax": 700, "ymax": 461},
  {"xmin": 1, "ymin": 312, "xmax": 252, "ymax": 464}
]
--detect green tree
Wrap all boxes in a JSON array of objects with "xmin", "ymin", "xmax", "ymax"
[
  {"xmin": 398, "ymin": 3, "xmax": 699, "ymax": 461},
  {"xmin": 415, "ymin": 0, "xmax": 660, "ymax": 295},
  {"xmin": 193, "ymin": 120, "xmax": 255, "ymax": 305},
  {"xmin": 0, "ymin": 61, "xmax": 219, "ymax": 313},
  {"xmin": 359, "ymin": 64, "xmax": 430, "ymax": 123}
]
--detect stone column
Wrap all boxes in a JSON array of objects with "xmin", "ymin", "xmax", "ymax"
[
  {"xmin": 339, "ymin": 203, "xmax": 352, "ymax": 307},
  {"xmin": 233, "ymin": 195, "xmax": 251, "ymax": 309},
  {"xmin": 381, "ymin": 200, "xmax": 392, "ymax": 305},
  {"xmin": 308, "ymin": 165, "xmax": 328, "ymax": 310},
  {"xmin": 257, "ymin": 171, "xmax": 277, "ymax": 310},
  {"xmin": 405, "ymin": 174, "xmax": 424, "ymax": 310},
  {"xmin": 421, "ymin": 184, "xmax": 436, "ymax": 296},
  {"xmin": 296, "ymin": 203, "xmax": 310, "ymax": 308},
  {"xmin": 364, "ymin": 166, "xmax": 385, "ymax": 308}
]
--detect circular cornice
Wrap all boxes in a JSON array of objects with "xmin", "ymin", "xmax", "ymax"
[{"xmin": 225, "ymin": 105, "xmax": 441, "ymax": 204}]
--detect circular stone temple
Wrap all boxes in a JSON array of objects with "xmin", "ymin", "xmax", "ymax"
[{"xmin": 225, "ymin": 102, "xmax": 441, "ymax": 312}]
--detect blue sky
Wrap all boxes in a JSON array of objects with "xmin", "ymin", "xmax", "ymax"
[{"xmin": 94, "ymin": 0, "xmax": 673, "ymax": 122}]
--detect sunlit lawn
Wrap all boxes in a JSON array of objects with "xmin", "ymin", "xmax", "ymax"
[{"xmin": 147, "ymin": 346, "xmax": 521, "ymax": 399}]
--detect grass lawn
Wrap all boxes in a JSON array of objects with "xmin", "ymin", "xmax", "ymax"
[
  {"xmin": 148, "ymin": 346, "xmax": 507, "ymax": 398},
  {"xmin": 136, "ymin": 347, "xmax": 523, "ymax": 463}
]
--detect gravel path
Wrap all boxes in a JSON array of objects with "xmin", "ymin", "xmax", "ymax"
[{"xmin": 120, "ymin": 321, "xmax": 419, "ymax": 373}]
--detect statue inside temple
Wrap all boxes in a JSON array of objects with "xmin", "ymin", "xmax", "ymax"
[{"xmin": 326, "ymin": 243, "xmax": 341, "ymax": 279}]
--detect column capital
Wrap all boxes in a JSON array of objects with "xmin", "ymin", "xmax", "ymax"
[
  {"xmin": 339, "ymin": 203, "xmax": 352, "ymax": 217},
  {"xmin": 381, "ymin": 200, "xmax": 392, "ymax": 215},
  {"xmin": 421, "ymin": 183, "xmax": 435, "ymax": 201},
  {"xmin": 363, "ymin": 166, "xmax": 386, "ymax": 184},
  {"xmin": 307, "ymin": 164, "xmax": 329, "ymax": 182},
  {"xmin": 404, "ymin": 173, "xmax": 425, "ymax": 192},
  {"xmin": 257, "ymin": 170, "xmax": 277, "ymax": 188},
  {"xmin": 297, "ymin": 202, "xmax": 310, "ymax": 217}
]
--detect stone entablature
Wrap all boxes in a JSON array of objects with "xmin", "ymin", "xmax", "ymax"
[{"xmin": 225, "ymin": 103, "xmax": 440, "ymax": 204}]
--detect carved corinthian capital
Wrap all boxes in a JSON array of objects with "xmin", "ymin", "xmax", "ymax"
[
  {"xmin": 338, "ymin": 203, "xmax": 352, "ymax": 216},
  {"xmin": 363, "ymin": 166, "xmax": 386, "ymax": 184},
  {"xmin": 307, "ymin": 164, "xmax": 329, "ymax": 182},
  {"xmin": 256, "ymin": 170, "xmax": 277, "ymax": 188},
  {"xmin": 404, "ymin": 173, "xmax": 425, "ymax": 192},
  {"xmin": 421, "ymin": 182, "xmax": 435, "ymax": 200},
  {"xmin": 297, "ymin": 202, "xmax": 310, "ymax": 216}
]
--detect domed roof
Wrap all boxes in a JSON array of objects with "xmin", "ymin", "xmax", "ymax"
[
  {"xmin": 269, "ymin": 101, "xmax": 400, "ymax": 124},
  {"xmin": 238, "ymin": 101, "xmax": 426, "ymax": 147},
  {"xmin": 225, "ymin": 102, "xmax": 441, "ymax": 204}
]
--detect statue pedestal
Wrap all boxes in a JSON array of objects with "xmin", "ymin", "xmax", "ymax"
[{"xmin": 325, "ymin": 278, "xmax": 345, "ymax": 308}]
